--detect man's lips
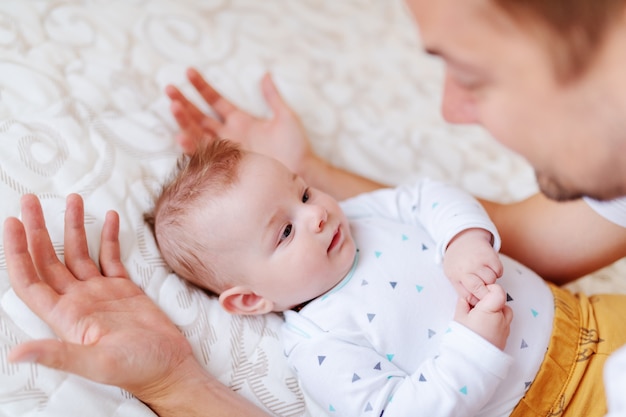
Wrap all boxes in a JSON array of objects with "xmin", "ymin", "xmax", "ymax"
[{"xmin": 328, "ymin": 226, "xmax": 342, "ymax": 253}]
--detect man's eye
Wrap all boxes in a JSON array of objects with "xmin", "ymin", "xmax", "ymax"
[
  {"xmin": 302, "ymin": 188, "xmax": 310, "ymax": 203},
  {"xmin": 281, "ymin": 224, "xmax": 293, "ymax": 241}
]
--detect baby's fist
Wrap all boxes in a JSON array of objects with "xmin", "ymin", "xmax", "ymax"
[{"xmin": 453, "ymin": 284, "xmax": 513, "ymax": 350}]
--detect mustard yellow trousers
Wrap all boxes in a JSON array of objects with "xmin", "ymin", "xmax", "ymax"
[{"xmin": 511, "ymin": 283, "xmax": 626, "ymax": 417}]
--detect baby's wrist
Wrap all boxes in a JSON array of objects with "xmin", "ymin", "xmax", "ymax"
[{"xmin": 448, "ymin": 228, "xmax": 493, "ymax": 249}]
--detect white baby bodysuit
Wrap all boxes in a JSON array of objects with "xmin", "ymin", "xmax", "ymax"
[{"xmin": 282, "ymin": 179, "xmax": 554, "ymax": 417}]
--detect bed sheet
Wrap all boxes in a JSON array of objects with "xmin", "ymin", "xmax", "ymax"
[{"xmin": 1, "ymin": 1, "xmax": 625, "ymax": 416}]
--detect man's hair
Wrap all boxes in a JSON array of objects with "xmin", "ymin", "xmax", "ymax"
[
  {"xmin": 145, "ymin": 139, "xmax": 243, "ymax": 293},
  {"xmin": 493, "ymin": 0, "xmax": 626, "ymax": 81}
]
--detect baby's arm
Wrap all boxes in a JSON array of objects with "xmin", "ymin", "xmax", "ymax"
[
  {"xmin": 342, "ymin": 180, "xmax": 503, "ymax": 304},
  {"xmin": 443, "ymin": 228, "xmax": 503, "ymax": 306},
  {"xmin": 405, "ymin": 179, "xmax": 503, "ymax": 305}
]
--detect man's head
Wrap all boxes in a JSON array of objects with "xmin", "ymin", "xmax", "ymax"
[
  {"xmin": 405, "ymin": 0, "xmax": 626, "ymax": 201},
  {"xmin": 149, "ymin": 139, "xmax": 356, "ymax": 314}
]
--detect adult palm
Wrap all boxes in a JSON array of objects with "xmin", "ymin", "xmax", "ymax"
[
  {"xmin": 4, "ymin": 194, "xmax": 194, "ymax": 403},
  {"xmin": 166, "ymin": 67, "xmax": 314, "ymax": 176}
]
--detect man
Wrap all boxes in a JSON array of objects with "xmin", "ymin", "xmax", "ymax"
[
  {"xmin": 5, "ymin": 0, "xmax": 626, "ymax": 415},
  {"xmin": 410, "ymin": 3, "xmax": 626, "ymax": 415},
  {"xmin": 408, "ymin": 0, "xmax": 626, "ymax": 283}
]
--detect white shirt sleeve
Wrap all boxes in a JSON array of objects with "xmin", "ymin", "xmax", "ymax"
[
  {"xmin": 586, "ymin": 197, "xmax": 626, "ymax": 417},
  {"xmin": 583, "ymin": 196, "xmax": 626, "ymax": 228},
  {"xmin": 283, "ymin": 313, "xmax": 513, "ymax": 417},
  {"xmin": 605, "ymin": 345, "xmax": 626, "ymax": 417},
  {"xmin": 341, "ymin": 178, "xmax": 501, "ymax": 263}
]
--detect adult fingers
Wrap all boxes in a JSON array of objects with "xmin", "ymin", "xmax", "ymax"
[
  {"xmin": 170, "ymin": 100, "xmax": 206, "ymax": 134},
  {"xmin": 187, "ymin": 67, "xmax": 237, "ymax": 118},
  {"xmin": 64, "ymin": 194, "xmax": 102, "ymax": 280},
  {"xmin": 19, "ymin": 194, "xmax": 75, "ymax": 292},
  {"xmin": 261, "ymin": 73, "xmax": 290, "ymax": 116},
  {"xmin": 170, "ymin": 101, "xmax": 211, "ymax": 154},
  {"xmin": 199, "ymin": 117, "xmax": 222, "ymax": 136},
  {"xmin": 99, "ymin": 210, "xmax": 129, "ymax": 279},
  {"xmin": 165, "ymin": 84, "xmax": 206, "ymax": 124},
  {"xmin": 175, "ymin": 132, "xmax": 197, "ymax": 155},
  {"xmin": 3, "ymin": 216, "xmax": 60, "ymax": 317}
]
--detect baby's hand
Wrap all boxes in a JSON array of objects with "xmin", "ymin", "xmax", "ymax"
[
  {"xmin": 443, "ymin": 228, "xmax": 503, "ymax": 306},
  {"xmin": 453, "ymin": 284, "xmax": 513, "ymax": 350}
]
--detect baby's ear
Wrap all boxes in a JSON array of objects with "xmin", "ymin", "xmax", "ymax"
[{"xmin": 219, "ymin": 287, "xmax": 274, "ymax": 315}]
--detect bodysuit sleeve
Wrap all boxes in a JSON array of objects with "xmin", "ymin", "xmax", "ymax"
[
  {"xmin": 341, "ymin": 178, "xmax": 501, "ymax": 262},
  {"xmin": 282, "ymin": 312, "xmax": 513, "ymax": 417}
]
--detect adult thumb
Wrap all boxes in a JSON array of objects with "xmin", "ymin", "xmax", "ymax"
[{"xmin": 9, "ymin": 340, "xmax": 106, "ymax": 383}]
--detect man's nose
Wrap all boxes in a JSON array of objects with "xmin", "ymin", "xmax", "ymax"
[{"xmin": 441, "ymin": 72, "xmax": 479, "ymax": 124}]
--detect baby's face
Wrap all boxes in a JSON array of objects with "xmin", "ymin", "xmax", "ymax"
[{"xmin": 199, "ymin": 152, "xmax": 357, "ymax": 312}]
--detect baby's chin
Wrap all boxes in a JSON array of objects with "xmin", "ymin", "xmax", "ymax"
[{"xmin": 333, "ymin": 242, "xmax": 359, "ymax": 283}]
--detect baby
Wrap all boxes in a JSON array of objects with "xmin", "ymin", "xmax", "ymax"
[{"xmin": 147, "ymin": 139, "xmax": 622, "ymax": 417}]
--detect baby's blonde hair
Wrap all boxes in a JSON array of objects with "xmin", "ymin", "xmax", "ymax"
[{"xmin": 145, "ymin": 139, "xmax": 242, "ymax": 293}]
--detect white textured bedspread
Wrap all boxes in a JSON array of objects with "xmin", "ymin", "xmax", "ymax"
[{"xmin": 1, "ymin": 1, "xmax": 625, "ymax": 416}]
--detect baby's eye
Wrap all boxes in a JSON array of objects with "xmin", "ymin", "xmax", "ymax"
[
  {"xmin": 302, "ymin": 188, "xmax": 310, "ymax": 203},
  {"xmin": 281, "ymin": 224, "xmax": 293, "ymax": 241}
]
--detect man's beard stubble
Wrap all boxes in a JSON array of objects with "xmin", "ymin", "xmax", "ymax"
[{"xmin": 535, "ymin": 170, "xmax": 625, "ymax": 202}]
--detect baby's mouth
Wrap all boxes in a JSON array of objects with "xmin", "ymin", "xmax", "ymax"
[{"xmin": 328, "ymin": 226, "xmax": 341, "ymax": 253}]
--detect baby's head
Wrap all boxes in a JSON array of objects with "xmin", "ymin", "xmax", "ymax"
[
  {"xmin": 147, "ymin": 139, "xmax": 241, "ymax": 294},
  {"xmin": 148, "ymin": 139, "xmax": 357, "ymax": 314}
]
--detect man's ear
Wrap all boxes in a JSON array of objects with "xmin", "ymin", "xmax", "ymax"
[{"xmin": 219, "ymin": 286, "xmax": 275, "ymax": 315}]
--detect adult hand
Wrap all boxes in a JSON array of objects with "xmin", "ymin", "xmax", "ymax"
[
  {"xmin": 166, "ymin": 67, "xmax": 387, "ymax": 201},
  {"xmin": 5, "ymin": 194, "xmax": 195, "ymax": 405},
  {"xmin": 453, "ymin": 284, "xmax": 513, "ymax": 351},
  {"xmin": 166, "ymin": 67, "xmax": 316, "ymax": 177},
  {"xmin": 443, "ymin": 228, "xmax": 503, "ymax": 306}
]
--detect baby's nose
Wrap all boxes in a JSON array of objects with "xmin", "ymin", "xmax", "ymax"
[{"xmin": 309, "ymin": 205, "xmax": 328, "ymax": 232}]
